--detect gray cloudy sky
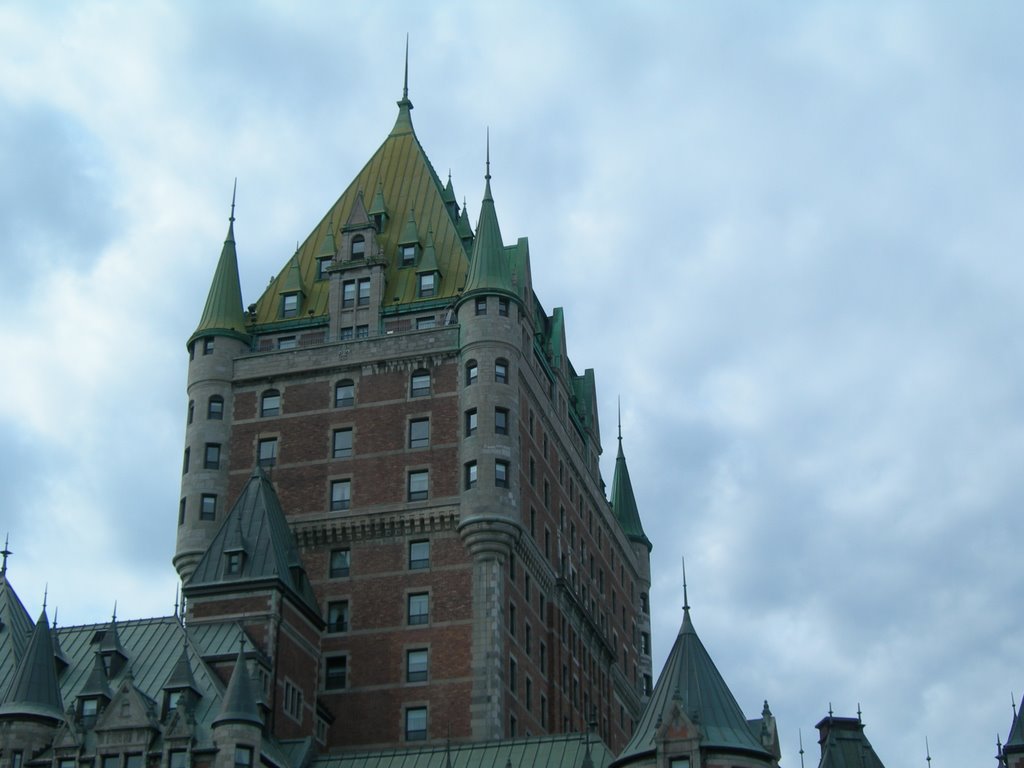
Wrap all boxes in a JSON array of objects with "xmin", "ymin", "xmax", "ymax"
[{"xmin": 1, "ymin": 2, "xmax": 1021, "ymax": 766}]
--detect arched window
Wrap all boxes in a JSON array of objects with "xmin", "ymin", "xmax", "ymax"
[
  {"xmin": 335, "ymin": 379, "xmax": 355, "ymax": 408},
  {"xmin": 465, "ymin": 360, "xmax": 478, "ymax": 386},
  {"xmin": 261, "ymin": 389, "xmax": 281, "ymax": 417},
  {"xmin": 351, "ymin": 235, "xmax": 365, "ymax": 260},
  {"xmin": 207, "ymin": 395, "xmax": 224, "ymax": 420},
  {"xmin": 410, "ymin": 369, "xmax": 430, "ymax": 398}
]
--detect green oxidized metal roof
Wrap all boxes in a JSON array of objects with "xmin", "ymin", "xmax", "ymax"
[
  {"xmin": 609, "ymin": 436, "xmax": 650, "ymax": 550},
  {"xmin": 189, "ymin": 212, "xmax": 251, "ymax": 348},
  {"xmin": 615, "ymin": 604, "xmax": 771, "ymax": 764},
  {"xmin": 418, "ymin": 230, "xmax": 440, "ymax": 274},
  {"xmin": 0, "ymin": 610, "xmax": 64, "ymax": 720},
  {"xmin": 814, "ymin": 716, "xmax": 887, "ymax": 768},
  {"xmin": 313, "ymin": 733, "xmax": 612, "ymax": 768},
  {"xmin": 456, "ymin": 197, "xmax": 474, "ymax": 243},
  {"xmin": 1005, "ymin": 695, "xmax": 1024, "ymax": 752},
  {"xmin": 0, "ymin": 571, "xmax": 34, "ymax": 695},
  {"xmin": 78, "ymin": 651, "xmax": 113, "ymax": 699},
  {"xmin": 460, "ymin": 155, "xmax": 516, "ymax": 303},
  {"xmin": 252, "ymin": 85, "xmax": 469, "ymax": 325},
  {"xmin": 212, "ymin": 642, "xmax": 262, "ymax": 727},
  {"xmin": 186, "ymin": 467, "xmax": 320, "ymax": 622}
]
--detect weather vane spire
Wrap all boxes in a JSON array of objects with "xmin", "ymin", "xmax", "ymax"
[
  {"xmin": 403, "ymin": 34, "xmax": 409, "ymax": 101},
  {"xmin": 485, "ymin": 127, "xmax": 491, "ymax": 182},
  {"xmin": 0, "ymin": 533, "xmax": 10, "ymax": 575},
  {"xmin": 682, "ymin": 556, "xmax": 689, "ymax": 612},
  {"xmin": 617, "ymin": 396, "xmax": 622, "ymax": 442},
  {"xmin": 230, "ymin": 178, "xmax": 237, "ymax": 223}
]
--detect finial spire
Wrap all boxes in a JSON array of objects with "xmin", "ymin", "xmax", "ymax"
[
  {"xmin": 0, "ymin": 533, "xmax": 10, "ymax": 575},
  {"xmin": 485, "ymin": 127, "xmax": 491, "ymax": 182},
  {"xmin": 857, "ymin": 702, "xmax": 862, "ymax": 722},
  {"xmin": 799, "ymin": 729, "xmax": 805, "ymax": 768},
  {"xmin": 52, "ymin": 607, "xmax": 58, "ymax": 629},
  {"xmin": 828, "ymin": 702, "xmax": 834, "ymax": 718},
  {"xmin": 925, "ymin": 736, "xmax": 932, "ymax": 768},
  {"xmin": 1014, "ymin": 691, "xmax": 1019, "ymax": 719},
  {"xmin": 112, "ymin": 601, "xmax": 117, "ymax": 622},
  {"xmin": 617, "ymin": 396, "xmax": 622, "ymax": 442},
  {"xmin": 42, "ymin": 583, "xmax": 48, "ymax": 611},
  {"xmin": 403, "ymin": 34, "xmax": 409, "ymax": 101},
  {"xmin": 230, "ymin": 178, "xmax": 237, "ymax": 223},
  {"xmin": 682, "ymin": 556, "xmax": 689, "ymax": 612},
  {"xmin": 174, "ymin": 583, "xmax": 180, "ymax": 617}
]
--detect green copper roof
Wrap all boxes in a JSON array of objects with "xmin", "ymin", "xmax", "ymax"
[
  {"xmin": 78, "ymin": 651, "xmax": 113, "ymax": 699},
  {"xmin": 615, "ymin": 605, "xmax": 770, "ymax": 764},
  {"xmin": 186, "ymin": 467, "xmax": 320, "ymax": 622},
  {"xmin": 442, "ymin": 173, "xmax": 457, "ymax": 206},
  {"xmin": 213, "ymin": 643, "xmax": 262, "ymax": 728},
  {"xmin": 163, "ymin": 641, "xmax": 200, "ymax": 695},
  {"xmin": 456, "ymin": 197, "xmax": 474, "ymax": 243},
  {"xmin": 315, "ymin": 220, "xmax": 337, "ymax": 259},
  {"xmin": 610, "ymin": 436, "xmax": 651, "ymax": 550},
  {"xmin": 0, "ymin": 571, "xmax": 33, "ymax": 689},
  {"xmin": 814, "ymin": 716, "xmax": 887, "ymax": 768},
  {"xmin": 398, "ymin": 208, "xmax": 420, "ymax": 246},
  {"xmin": 314, "ymin": 733, "xmax": 612, "ymax": 768},
  {"xmin": 461, "ymin": 157, "xmax": 515, "ymax": 302},
  {"xmin": 418, "ymin": 230, "xmax": 440, "ymax": 274},
  {"xmin": 189, "ymin": 213, "xmax": 251, "ymax": 348},
  {"xmin": 252, "ymin": 85, "xmax": 469, "ymax": 325},
  {"xmin": 281, "ymin": 252, "xmax": 304, "ymax": 298},
  {"xmin": 0, "ymin": 610, "xmax": 64, "ymax": 721}
]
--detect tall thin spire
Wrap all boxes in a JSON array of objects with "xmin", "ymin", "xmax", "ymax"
[
  {"xmin": 1, "ymin": 533, "xmax": 10, "ymax": 575},
  {"xmin": 682, "ymin": 557, "xmax": 689, "ymax": 612},
  {"xmin": 485, "ymin": 127, "xmax": 491, "ymax": 182},
  {"xmin": 617, "ymin": 397, "xmax": 622, "ymax": 442},
  {"xmin": 799, "ymin": 729, "xmax": 805, "ymax": 768},
  {"xmin": 403, "ymin": 34, "xmax": 409, "ymax": 101},
  {"xmin": 925, "ymin": 736, "xmax": 932, "ymax": 768},
  {"xmin": 230, "ymin": 178, "xmax": 237, "ymax": 223}
]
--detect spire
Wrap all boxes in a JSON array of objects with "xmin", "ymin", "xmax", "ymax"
[
  {"xmin": 163, "ymin": 634, "xmax": 200, "ymax": 699},
  {"xmin": 79, "ymin": 650, "xmax": 113, "ymax": 700},
  {"xmin": 189, "ymin": 187, "xmax": 250, "ymax": 348},
  {"xmin": 1, "ymin": 533, "xmax": 10, "ymax": 575},
  {"xmin": 1006, "ymin": 692, "xmax": 1024, "ymax": 751},
  {"xmin": 457, "ymin": 196, "xmax": 474, "ymax": 246},
  {"xmin": 461, "ymin": 133, "xmax": 514, "ymax": 300},
  {"xmin": 213, "ymin": 640, "xmax": 262, "ymax": 727},
  {"xmin": 391, "ymin": 36, "xmax": 415, "ymax": 137},
  {"xmin": 418, "ymin": 230, "xmax": 440, "ymax": 274},
  {"xmin": 0, "ymin": 610, "xmax": 64, "ymax": 720},
  {"xmin": 609, "ymin": 426, "xmax": 652, "ymax": 551}
]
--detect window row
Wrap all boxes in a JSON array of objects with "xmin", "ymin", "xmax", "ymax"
[
  {"xmin": 254, "ymin": 369, "xmax": 432, "ymax": 418},
  {"xmin": 473, "ymin": 296, "xmax": 510, "ymax": 317},
  {"xmin": 325, "ymin": 591, "xmax": 430, "ymax": 633},
  {"xmin": 177, "ymin": 494, "xmax": 218, "ymax": 525},
  {"xmin": 327, "ymin": 540, "xmax": 428, "ymax": 579},
  {"xmin": 463, "ymin": 459, "xmax": 511, "ymax": 489},
  {"xmin": 324, "ymin": 649, "xmax": 431, "ymax": 693},
  {"xmin": 186, "ymin": 395, "xmax": 225, "ymax": 424},
  {"xmin": 463, "ymin": 406, "xmax": 509, "ymax": 437},
  {"xmin": 325, "ymin": 470, "xmax": 431, "ymax": 511},
  {"xmin": 463, "ymin": 358, "xmax": 509, "ymax": 386}
]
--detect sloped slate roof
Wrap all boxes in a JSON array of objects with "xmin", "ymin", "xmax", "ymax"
[
  {"xmin": 0, "ymin": 610, "xmax": 64, "ymax": 720},
  {"xmin": 213, "ymin": 643, "xmax": 262, "ymax": 727},
  {"xmin": 814, "ymin": 716, "xmax": 887, "ymax": 768},
  {"xmin": 252, "ymin": 91, "xmax": 470, "ymax": 325},
  {"xmin": 187, "ymin": 467, "xmax": 320, "ymax": 621},
  {"xmin": 616, "ymin": 606, "xmax": 770, "ymax": 764},
  {"xmin": 609, "ymin": 438, "xmax": 650, "ymax": 550},
  {"xmin": 0, "ymin": 572, "xmax": 34, "ymax": 697},
  {"xmin": 313, "ymin": 734, "xmax": 612, "ymax": 768}
]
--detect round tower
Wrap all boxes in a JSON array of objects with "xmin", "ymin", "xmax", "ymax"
[{"xmin": 175, "ymin": 195, "xmax": 250, "ymax": 582}]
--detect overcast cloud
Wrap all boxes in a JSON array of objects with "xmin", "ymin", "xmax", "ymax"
[{"xmin": 1, "ymin": 3, "xmax": 1021, "ymax": 766}]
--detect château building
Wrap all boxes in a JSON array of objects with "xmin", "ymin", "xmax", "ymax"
[{"xmin": 1, "ymin": 57, "xmax": 931, "ymax": 768}]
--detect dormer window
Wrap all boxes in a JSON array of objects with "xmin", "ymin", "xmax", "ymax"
[
  {"xmin": 418, "ymin": 273, "xmax": 436, "ymax": 298},
  {"xmin": 281, "ymin": 293, "xmax": 299, "ymax": 318},
  {"xmin": 225, "ymin": 550, "xmax": 243, "ymax": 576},
  {"xmin": 401, "ymin": 244, "xmax": 417, "ymax": 267},
  {"xmin": 317, "ymin": 257, "xmax": 333, "ymax": 280},
  {"xmin": 167, "ymin": 690, "xmax": 182, "ymax": 711},
  {"xmin": 351, "ymin": 235, "xmax": 365, "ymax": 260},
  {"xmin": 81, "ymin": 697, "xmax": 99, "ymax": 718}
]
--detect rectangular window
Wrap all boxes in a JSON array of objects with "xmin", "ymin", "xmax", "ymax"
[
  {"xmin": 282, "ymin": 293, "xmax": 298, "ymax": 318},
  {"xmin": 261, "ymin": 391, "xmax": 280, "ymax": 416},
  {"xmin": 498, "ymin": 298, "xmax": 509, "ymax": 316},
  {"xmin": 178, "ymin": 498, "xmax": 186, "ymax": 526},
  {"xmin": 475, "ymin": 297, "xmax": 487, "ymax": 315},
  {"xmin": 405, "ymin": 706, "xmax": 427, "ymax": 741},
  {"xmin": 411, "ymin": 372, "xmax": 430, "ymax": 397},
  {"xmin": 401, "ymin": 244, "xmax": 416, "ymax": 266},
  {"xmin": 464, "ymin": 461, "xmax": 477, "ymax": 490},
  {"xmin": 409, "ymin": 418, "xmax": 429, "ymax": 449},
  {"xmin": 495, "ymin": 459, "xmax": 510, "ymax": 488},
  {"xmin": 208, "ymin": 397, "xmax": 224, "ymax": 419},
  {"xmin": 418, "ymin": 273, "xmax": 436, "ymax": 298},
  {"xmin": 203, "ymin": 338, "xmax": 214, "ymax": 355},
  {"xmin": 509, "ymin": 658, "xmax": 517, "ymax": 694},
  {"xmin": 509, "ymin": 602, "xmax": 516, "ymax": 638},
  {"xmin": 465, "ymin": 408, "xmax": 477, "ymax": 437},
  {"xmin": 325, "ymin": 657, "xmax": 347, "ymax": 690},
  {"xmin": 416, "ymin": 316, "xmax": 436, "ymax": 330},
  {"xmin": 525, "ymin": 622, "xmax": 532, "ymax": 655},
  {"xmin": 278, "ymin": 336, "xmax": 297, "ymax": 350},
  {"xmin": 332, "ymin": 428, "xmax": 353, "ymax": 458},
  {"xmin": 204, "ymin": 443, "xmax": 221, "ymax": 470},
  {"xmin": 357, "ymin": 278, "xmax": 370, "ymax": 306},
  {"xmin": 125, "ymin": 756, "xmax": 142, "ymax": 768},
  {"xmin": 335, "ymin": 381, "xmax": 354, "ymax": 407},
  {"xmin": 317, "ymin": 257, "xmax": 333, "ymax": 280},
  {"xmin": 495, "ymin": 407, "xmax": 509, "ymax": 435},
  {"xmin": 408, "ymin": 592, "xmax": 429, "ymax": 625},
  {"xmin": 283, "ymin": 679, "xmax": 303, "ymax": 721},
  {"xmin": 525, "ymin": 676, "xmax": 532, "ymax": 710},
  {"xmin": 466, "ymin": 362, "xmax": 478, "ymax": 385},
  {"xmin": 327, "ymin": 600, "xmax": 349, "ymax": 633},
  {"xmin": 12, "ymin": 753, "xmax": 23, "ymax": 768},
  {"xmin": 407, "ymin": 470, "xmax": 428, "ymax": 501},
  {"xmin": 200, "ymin": 494, "xmax": 217, "ymax": 521},
  {"xmin": 342, "ymin": 280, "xmax": 356, "ymax": 308},
  {"xmin": 330, "ymin": 548, "xmax": 350, "ymax": 577},
  {"xmin": 409, "ymin": 540, "xmax": 430, "ymax": 570},
  {"xmin": 258, "ymin": 437, "xmax": 277, "ymax": 467},
  {"xmin": 355, "ymin": 324, "xmax": 369, "ymax": 338},
  {"xmin": 340, "ymin": 327, "xmax": 354, "ymax": 340},
  {"xmin": 495, "ymin": 360, "xmax": 508, "ymax": 383},
  {"xmin": 182, "ymin": 447, "xmax": 190, "ymax": 475},
  {"xmin": 406, "ymin": 649, "xmax": 428, "ymax": 682},
  {"xmin": 540, "ymin": 642, "xmax": 547, "ymax": 674},
  {"xmin": 330, "ymin": 479, "xmax": 351, "ymax": 511}
]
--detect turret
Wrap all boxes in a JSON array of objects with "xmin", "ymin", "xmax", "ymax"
[
  {"xmin": 212, "ymin": 642, "xmax": 262, "ymax": 768},
  {"xmin": 176, "ymin": 188, "xmax": 250, "ymax": 582}
]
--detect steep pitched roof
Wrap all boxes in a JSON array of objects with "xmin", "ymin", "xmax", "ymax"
[
  {"xmin": 189, "ymin": 202, "xmax": 251, "ymax": 348},
  {"xmin": 0, "ymin": 570, "xmax": 34, "ymax": 696},
  {"xmin": 814, "ymin": 715, "xmax": 887, "ymax": 768},
  {"xmin": 609, "ymin": 435, "xmax": 651, "ymax": 550},
  {"xmin": 461, "ymin": 149, "xmax": 516, "ymax": 303},
  {"xmin": 615, "ymin": 604, "xmax": 770, "ymax": 764},
  {"xmin": 186, "ymin": 467, "xmax": 320, "ymax": 621},
  {"xmin": 0, "ymin": 610, "xmax": 65, "ymax": 720},
  {"xmin": 251, "ymin": 82, "xmax": 469, "ymax": 325},
  {"xmin": 1005, "ymin": 695, "xmax": 1024, "ymax": 753},
  {"xmin": 212, "ymin": 643, "xmax": 262, "ymax": 728}
]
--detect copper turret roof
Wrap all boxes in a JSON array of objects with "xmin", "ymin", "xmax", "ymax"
[{"xmin": 189, "ymin": 190, "xmax": 250, "ymax": 348}]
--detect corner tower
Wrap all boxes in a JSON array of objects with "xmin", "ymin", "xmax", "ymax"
[{"xmin": 176, "ymin": 191, "xmax": 251, "ymax": 582}]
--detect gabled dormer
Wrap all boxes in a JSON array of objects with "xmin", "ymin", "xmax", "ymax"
[
  {"xmin": 441, "ymin": 171, "xmax": 458, "ymax": 221},
  {"xmin": 161, "ymin": 638, "xmax": 202, "ymax": 720},
  {"xmin": 92, "ymin": 673, "xmax": 161, "ymax": 748},
  {"xmin": 397, "ymin": 209, "xmax": 420, "ymax": 268},
  {"xmin": 278, "ymin": 252, "xmax": 305, "ymax": 319},
  {"xmin": 77, "ymin": 651, "xmax": 113, "ymax": 723},
  {"xmin": 314, "ymin": 218, "xmax": 337, "ymax": 281},
  {"xmin": 416, "ymin": 230, "xmax": 441, "ymax": 300},
  {"xmin": 97, "ymin": 611, "xmax": 129, "ymax": 679},
  {"xmin": 456, "ymin": 196, "xmax": 474, "ymax": 252},
  {"xmin": 340, "ymin": 191, "xmax": 379, "ymax": 265},
  {"xmin": 368, "ymin": 181, "xmax": 388, "ymax": 233},
  {"xmin": 222, "ymin": 513, "xmax": 248, "ymax": 578}
]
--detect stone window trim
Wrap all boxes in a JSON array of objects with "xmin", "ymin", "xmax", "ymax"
[
  {"xmin": 334, "ymin": 379, "xmax": 355, "ymax": 408},
  {"xmin": 407, "ymin": 469, "xmax": 429, "ymax": 502},
  {"xmin": 261, "ymin": 389, "xmax": 281, "ymax": 417},
  {"xmin": 407, "ymin": 590, "xmax": 430, "ymax": 626},
  {"xmin": 404, "ymin": 704, "xmax": 428, "ymax": 742},
  {"xmin": 330, "ymin": 548, "xmax": 350, "ymax": 578},
  {"xmin": 410, "ymin": 369, "xmax": 431, "ymax": 398},
  {"xmin": 408, "ymin": 417, "xmax": 429, "ymax": 449},
  {"xmin": 332, "ymin": 427, "xmax": 354, "ymax": 459},
  {"xmin": 326, "ymin": 599, "xmax": 350, "ymax": 633},
  {"xmin": 207, "ymin": 395, "xmax": 224, "ymax": 420},
  {"xmin": 405, "ymin": 647, "xmax": 429, "ymax": 684}
]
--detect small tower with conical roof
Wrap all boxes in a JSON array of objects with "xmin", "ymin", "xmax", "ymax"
[
  {"xmin": 1003, "ymin": 694, "xmax": 1024, "ymax": 768},
  {"xmin": 212, "ymin": 642, "xmax": 263, "ymax": 768},
  {"xmin": 176, "ymin": 187, "xmax": 251, "ymax": 582}
]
